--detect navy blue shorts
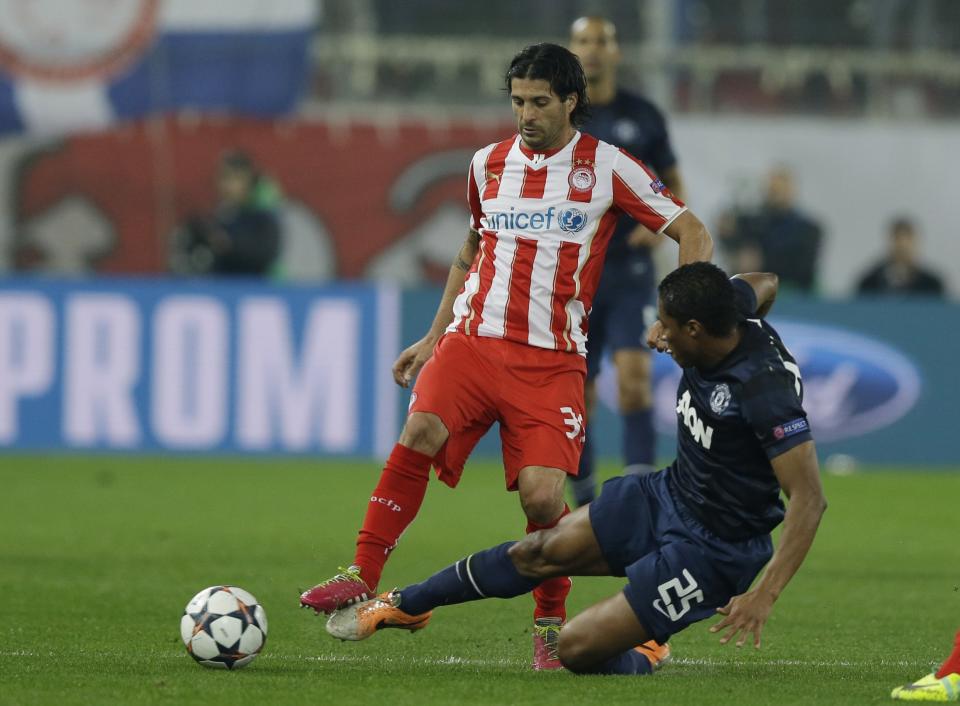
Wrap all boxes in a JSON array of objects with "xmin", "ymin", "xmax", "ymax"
[
  {"xmin": 588, "ymin": 471, "xmax": 773, "ymax": 644},
  {"xmin": 586, "ymin": 260, "xmax": 657, "ymax": 380}
]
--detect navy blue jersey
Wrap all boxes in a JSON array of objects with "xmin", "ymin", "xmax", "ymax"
[
  {"xmin": 580, "ymin": 89, "xmax": 678, "ymax": 264},
  {"xmin": 667, "ymin": 279, "xmax": 812, "ymax": 541}
]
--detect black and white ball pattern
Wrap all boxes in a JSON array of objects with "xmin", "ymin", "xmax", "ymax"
[{"xmin": 180, "ymin": 586, "xmax": 268, "ymax": 669}]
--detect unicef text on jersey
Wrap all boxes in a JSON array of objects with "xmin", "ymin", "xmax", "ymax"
[{"xmin": 481, "ymin": 206, "xmax": 588, "ymax": 234}]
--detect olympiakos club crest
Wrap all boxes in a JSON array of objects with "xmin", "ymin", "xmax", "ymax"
[
  {"xmin": 568, "ymin": 165, "xmax": 596, "ymax": 192},
  {"xmin": 709, "ymin": 383, "xmax": 731, "ymax": 414}
]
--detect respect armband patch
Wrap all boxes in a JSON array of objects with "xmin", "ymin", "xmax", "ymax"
[{"xmin": 772, "ymin": 417, "xmax": 809, "ymax": 440}]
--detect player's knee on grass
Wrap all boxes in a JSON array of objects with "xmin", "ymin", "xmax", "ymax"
[
  {"xmin": 398, "ymin": 412, "xmax": 448, "ymax": 456},
  {"xmin": 556, "ymin": 623, "xmax": 601, "ymax": 673}
]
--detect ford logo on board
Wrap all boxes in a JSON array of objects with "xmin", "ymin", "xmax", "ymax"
[{"xmin": 598, "ymin": 320, "xmax": 922, "ymax": 443}]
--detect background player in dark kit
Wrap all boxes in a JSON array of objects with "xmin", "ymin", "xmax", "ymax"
[{"xmin": 569, "ymin": 16, "xmax": 688, "ymax": 505}]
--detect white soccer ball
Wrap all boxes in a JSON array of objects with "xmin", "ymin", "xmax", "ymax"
[{"xmin": 180, "ymin": 586, "xmax": 268, "ymax": 669}]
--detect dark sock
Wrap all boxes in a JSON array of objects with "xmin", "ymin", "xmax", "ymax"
[
  {"xmin": 397, "ymin": 542, "xmax": 539, "ymax": 616},
  {"xmin": 576, "ymin": 649, "xmax": 653, "ymax": 676},
  {"xmin": 623, "ymin": 409, "xmax": 655, "ymax": 472},
  {"xmin": 571, "ymin": 427, "xmax": 596, "ymax": 506}
]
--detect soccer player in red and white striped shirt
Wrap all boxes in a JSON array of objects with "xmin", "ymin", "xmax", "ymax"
[{"xmin": 301, "ymin": 43, "xmax": 713, "ymax": 669}]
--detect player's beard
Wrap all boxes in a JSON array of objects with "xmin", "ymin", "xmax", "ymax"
[
  {"xmin": 519, "ymin": 124, "xmax": 544, "ymax": 149},
  {"xmin": 519, "ymin": 122, "xmax": 557, "ymax": 151}
]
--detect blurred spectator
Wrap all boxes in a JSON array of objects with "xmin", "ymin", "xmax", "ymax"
[
  {"xmin": 714, "ymin": 205, "xmax": 762, "ymax": 275},
  {"xmin": 856, "ymin": 217, "xmax": 945, "ymax": 297},
  {"xmin": 723, "ymin": 166, "xmax": 823, "ymax": 293},
  {"xmin": 172, "ymin": 150, "xmax": 283, "ymax": 277}
]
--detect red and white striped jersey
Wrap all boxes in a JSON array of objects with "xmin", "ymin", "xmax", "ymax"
[{"xmin": 448, "ymin": 131, "xmax": 686, "ymax": 355}]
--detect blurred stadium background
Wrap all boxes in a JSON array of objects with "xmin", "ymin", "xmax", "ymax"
[
  {"xmin": 0, "ymin": 0, "xmax": 958, "ymax": 465},
  {"xmin": 2, "ymin": 3, "xmax": 959, "ymax": 704}
]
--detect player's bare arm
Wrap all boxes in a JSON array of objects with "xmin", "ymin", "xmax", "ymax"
[
  {"xmin": 733, "ymin": 272, "xmax": 780, "ymax": 318},
  {"xmin": 392, "ymin": 230, "xmax": 481, "ymax": 387},
  {"xmin": 710, "ymin": 440, "xmax": 826, "ymax": 648},
  {"xmin": 627, "ymin": 165, "xmax": 688, "ymax": 249},
  {"xmin": 643, "ymin": 210, "xmax": 712, "ymax": 350},
  {"xmin": 662, "ymin": 210, "xmax": 713, "ymax": 266}
]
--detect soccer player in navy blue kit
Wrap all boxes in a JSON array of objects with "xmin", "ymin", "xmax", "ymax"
[
  {"xmin": 569, "ymin": 16, "xmax": 688, "ymax": 505},
  {"xmin": 326, "ymin": 263, "xmax": 827, "ymax": 676}
]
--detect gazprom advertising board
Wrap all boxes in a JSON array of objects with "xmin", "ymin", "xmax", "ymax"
[
  {"xmin": 1, "ymin": 279, "xmax": 956, "ymax": 465},
  {"xmin": 0, "ymin": 279, "xmax": 399, "ymax": 456}
]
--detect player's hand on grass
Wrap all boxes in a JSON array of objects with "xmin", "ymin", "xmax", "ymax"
[
  {"xmin": 645, "ymin": 320, "xmax": 668, "ymax": 352},
  {"xmin": 392, "ymin": 336, "xmax": 437, "ymax": 388},
  {"xmin": 709, "ymin": 589, "xmax": 776, "ymax": 649}
]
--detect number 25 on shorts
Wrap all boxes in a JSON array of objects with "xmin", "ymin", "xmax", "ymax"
[{"xmin": 653, "ymin": 569, "xmax": 704, "ymax": 622}]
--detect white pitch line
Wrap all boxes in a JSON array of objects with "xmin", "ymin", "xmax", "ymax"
[
  {"xmin": 0, "ymin": 650, "xmax": 931, "ymax": 670},
  {"xmin": 285, "ymin": 654, "xmax": 932, "ymax": 669}
]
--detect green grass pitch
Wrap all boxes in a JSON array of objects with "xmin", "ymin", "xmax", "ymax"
[{"xmin": 1, "ymin": 456, "xmax": 958, "ymax": 705}]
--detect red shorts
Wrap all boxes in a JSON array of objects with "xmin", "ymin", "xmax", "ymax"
[{"xmin": 409, "ymin": 333, "xmax": 586, "ymax": 491}]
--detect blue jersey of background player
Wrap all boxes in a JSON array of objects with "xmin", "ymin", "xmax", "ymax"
[
  {"xmin": 326, "ymin": 263, "xmax": 827, "ymax": 677},
  {"xmin": 569, "ymin": 16, "xmax": 688, "ymax": 506}
]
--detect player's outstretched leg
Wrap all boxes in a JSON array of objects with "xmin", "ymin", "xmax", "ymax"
[
  {"xmin": 892, "ymin": 628, "xmax": 960, "ymax": 701},
  {"xmin": 326, "ymin": 506, "xmax": 610, "ymax": 642},
  {"xmin": 326, "ymin": 542, "xmax": 539, "ymax": 641}
]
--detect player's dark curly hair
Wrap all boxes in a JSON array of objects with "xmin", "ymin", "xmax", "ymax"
[
  {"xmin": 658, "ymin": 262, "xmax": 741, "ymax": 336},
  {"xmin": 505, "ymin": 43, "xmax": 590, "ymax": 127}
]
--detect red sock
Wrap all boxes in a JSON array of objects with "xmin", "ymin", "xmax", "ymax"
[
  {"xmin": 936, "ymin": 628, "xmax": 960, "ymax": 678},
  {"xmin": 528, "ymin": 504, "xmax": 572, "ymax": 622},
  {"xmin": 353, "ymin": 444, "xmax": 433, "ymax": 591}
]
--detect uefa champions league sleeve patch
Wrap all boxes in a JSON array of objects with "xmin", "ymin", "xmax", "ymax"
[{"xmin": 771, "ymin": 417, "xmax": 809, "ymax": 441}]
